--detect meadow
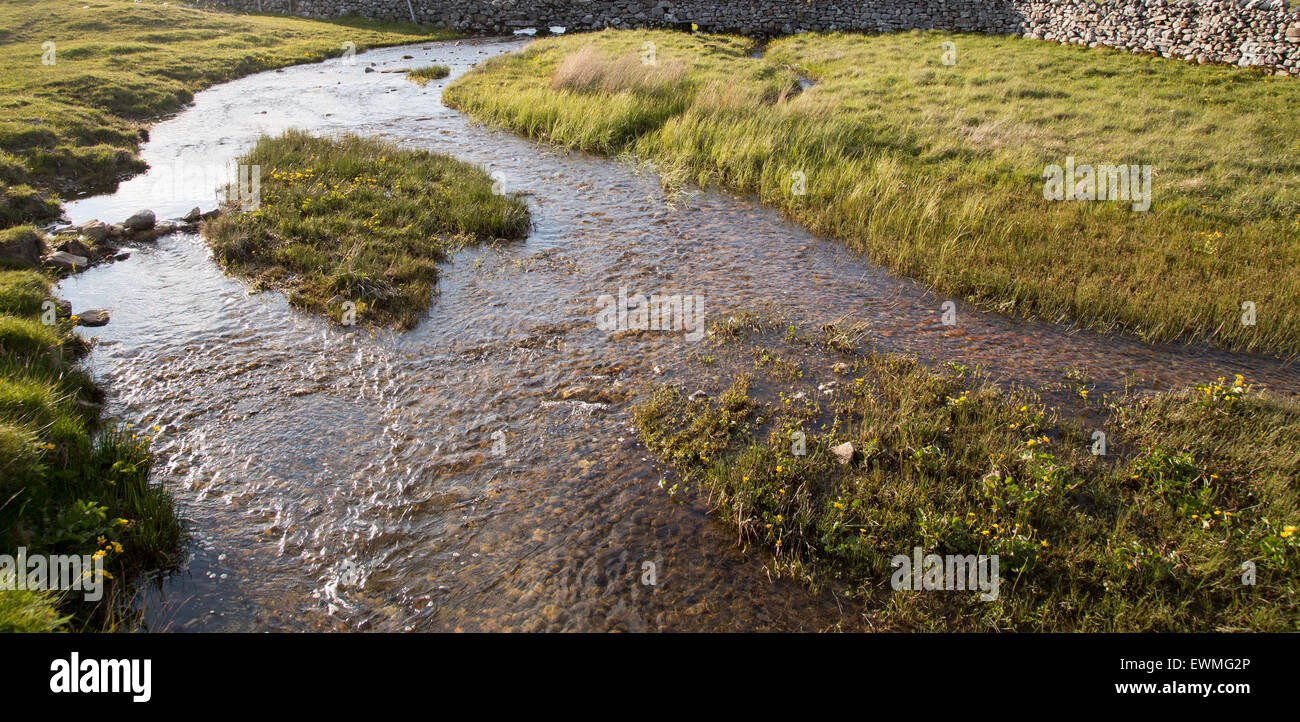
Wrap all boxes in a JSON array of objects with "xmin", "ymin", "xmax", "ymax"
[
  {"xmin": 446, "ymin": 29, "xmax": 1300, "ymax": 357},
  {"xmin": 0, "ymin": 0, "xmax": 448, "ymax": 229}
]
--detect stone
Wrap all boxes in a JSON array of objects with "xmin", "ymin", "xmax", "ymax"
[
  {"xmin": 75, "ymin": 309, "xmax": 110, "ymax": 327},
  {"xmin": 831, "ymin": 441, "xmax": 854, "ymax": 465},
  {"xmin": 55, "ymin": 238, "xmax": 91, "ymax": 258},
  {"xmin": 181, "ymin": 207, "xmax": 202, "ymax": 223},
  {"xmin": 78, "ymin": 219, "xmax": 110, "ymax": 243},
  {"xmin": 123, "ymin": 209, "xmax": 155, "ymax": 230},
  {"xmin": 45, "ymin": 251, "xmax": 88, "ymax": 271}
]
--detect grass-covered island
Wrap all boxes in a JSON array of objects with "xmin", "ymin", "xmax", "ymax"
[
  {"xmin": 203, "ymin": 131, "xmax": 531, "ymax": 328},
  {"xmin": 446, "ymin": 29, "xmax": 1300, "ymax": 357},
  {"xmin": 406, "ymin": 64, "xmax": 451, "ymax": 85},
  {"xmin": 635, "ymin": 314, "xmax": 1299, "ymax": 631}
]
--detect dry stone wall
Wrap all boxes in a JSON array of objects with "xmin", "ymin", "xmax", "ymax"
[{"xmin": 196, "ymin": 0, "xmax": 1300, "ymax": 75}]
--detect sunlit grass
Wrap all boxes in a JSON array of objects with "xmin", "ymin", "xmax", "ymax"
[
  {"xmin": 447, "ymin": 29, "xmax": 1300, "ymax": 357},
  {"xmin": 0, "ymin": 269, "xmax": 180, "ymax": 631},
  {"xmin": 405, "ymin": 63, "xmax": 450, "ymax": 85},
  {"xmin": 204, "ymin": 131, "xmax": 531, "ymax": 328},
  {"xmin": 0, "ymin": 0, "xmax": 451, "ymax": 229},
  {"xmin": 634, "ymin": 315, "xmax": 1300, "ymax": 631}
]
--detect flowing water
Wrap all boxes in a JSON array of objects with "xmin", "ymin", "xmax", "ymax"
[{"xmin": 56, "ymin": 38, "xmax": 1300, "ymax": 631}]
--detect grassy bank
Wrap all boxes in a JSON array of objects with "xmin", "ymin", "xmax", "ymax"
[
  {"xmin": 203, "ymin": 131, "xmax": 531, "ymax": 328},
  {"xmin": 0, "ymin": 270, "xmax": 179, "ymax": 631},
  {"xmin": 446, "ymin": 29, "xmax": 1300, "ymax": 357},
  {"xmin": 0, "ymin": 0, "xmax": 450, "ymax": 230},
  {"xmin": 634, "ymin": 314, "xmax": 1299, "ymax": 631},
  {"xmin": 1, "ymin": 1, "xmax": 443, "ymax": 630}
]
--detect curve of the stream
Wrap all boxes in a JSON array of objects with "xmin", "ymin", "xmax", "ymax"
[{"xmin": 56, "ymin": 37, "xmax": 1300, "ymax": 631}]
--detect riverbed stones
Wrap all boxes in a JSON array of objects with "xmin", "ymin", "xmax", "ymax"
[
  {"xmin": 123, "ymin": 209, "xmax": 155, "ymax": 231},
  {"xmin": 831, "ymin": 441, "xmax": 854, "ymax": 465},
  {"xmin": 78, "ymin": 219, "xmax": 110, "ymax": 243},
  {"xmin": 75, "ymin": 309, "xmax": 110, "ymax": 327},
  {"xmin": 45, "ymin": 250, "xmax": 88, "ymax": 271},
  {"xmin": 55, "ymin": 238, "xmax": 91, "ymax": 258}
]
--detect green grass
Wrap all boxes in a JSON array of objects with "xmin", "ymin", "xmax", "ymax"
[
  {"xmin": 0, "ymin": 586, "xmax": 67, "ymax": 632},
  {"xmin": 634, "ymin": 314, "xmax": 1300, "ymax": 631},
  {"xmin": 405, "ymin": 63, "xmax": 450, "ymax": 85},
  {"xmin": 203, "ymin": 131, "xmax": 531, "ymax": 328},
  {"xmin": 0, "ymin": 0, "xmax": 452, "ymax": 229},
  {"xmin": 0, "ymin": 269, "xmax": 180, "ymax": 631},
  {"xmin": 446, "ymin": 29, "xmax": 1300, "ymax": 357}
]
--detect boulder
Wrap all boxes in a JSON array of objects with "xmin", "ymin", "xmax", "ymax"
[
  {"xmin": 45, "ymin": 251, "xmax": 88, "ymax": 271},
  {"xmin": 181, "ymin": 207, "xmax": 202, "ymax": 223},
  {"xmin": 75, "ymin": 309, "xmax": 110, "ymax": 327},
  {"xmin": 123, "ymin": 209, "xmax": 155, "ymax": 231},
  {"xmin": 78, "ymin": 219, "xmax": 110, "ymax": 243},
  {"xmin": 55, "ymin": 238, "xmax": 91, "ymax": 258}
]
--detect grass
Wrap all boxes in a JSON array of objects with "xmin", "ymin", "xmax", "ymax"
[
  {"xmin": 203, "ymin": 130, "xmax": 531, "ymax": 328},
  {"xmin": 405, "ymin": 64, "xmax": 450, "ymax": 85},
  {"xmin": 0, "ymin": 585, "xmax": 67, "ymax": 632},
  {"xmin": 446, "ymin": 29, "xmax": 1300, "ymax": 357},
  {"xmin": 633, "ymin": 313, "xmax": 1300, "ymax": 631},
  {"xmin": 0, "ymin": 269, "xmax": 180, "ymax": 631},
  {"xmin": 0, "ymin": 0, "xmax": 452, "ymax": 230}
]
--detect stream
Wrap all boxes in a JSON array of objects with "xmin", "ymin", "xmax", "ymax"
[{"xmin": 56, "ymin": 37, "xmax": 1300, "ymax": 631}]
